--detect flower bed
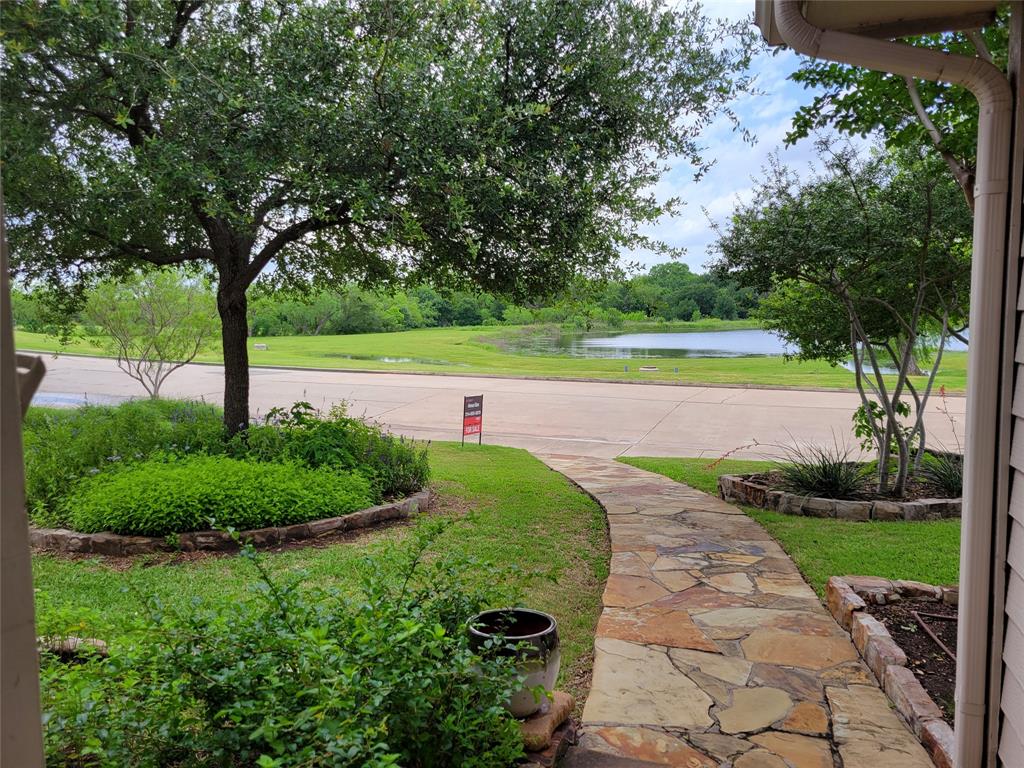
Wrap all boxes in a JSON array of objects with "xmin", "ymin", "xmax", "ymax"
[
  {"xmin": 827, "ymin": 575, "xmax": 958, "ymax": 768},
  {"xmin": 30, "ymin": 489, "xmax": 432, "ymax": 556},
  {"xmin": 718, "ymin": 472, "xmax": 961, "ymax": 521},
  {"xmin": 25, "ymin": 399, "xmax": 431, "ymax": 542}
]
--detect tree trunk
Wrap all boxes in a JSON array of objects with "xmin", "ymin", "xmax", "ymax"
[{"xmin": 218, "ymin": 285, "xmax": 250, "ymax": 436}]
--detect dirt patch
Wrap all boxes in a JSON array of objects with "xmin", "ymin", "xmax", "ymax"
[{"xmin": 866, "ymin": 600, "xmax": 957, "ymax": 724}]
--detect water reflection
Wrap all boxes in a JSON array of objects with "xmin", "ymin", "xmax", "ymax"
[{"xmin": 504, "ymin": 328, "xmax": 968, "ymax": 360}]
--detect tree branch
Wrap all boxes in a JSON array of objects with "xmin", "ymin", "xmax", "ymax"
[
  {"xmin": 903, "ymin": 76, "xmax": 975, "ymax": 210},
  {"xmin": 240, "ymin": 204, "xmax": 352, "ymax": 289},
  {"xmin": 966, "ymin": 29, "xmax": 994, "ymax": 64},
  {"xmin": 167, "ymin": 2, "xmax": 204, "ymax": 50}
]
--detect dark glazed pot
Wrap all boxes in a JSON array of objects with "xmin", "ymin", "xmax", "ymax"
[{"xmin": 468, "ymin": 607, "xmax": 561, "ymax": 718}]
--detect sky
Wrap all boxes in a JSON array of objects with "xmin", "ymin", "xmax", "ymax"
[{"xmin": 631, "ymin": 0, "xmax": 844, "ymax": 273}]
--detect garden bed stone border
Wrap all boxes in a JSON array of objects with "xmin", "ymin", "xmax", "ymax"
[
  {"xmin": 718, "ymin": 472, "xmax": 961, "ymax": 521},
  {"xmin": 29, "ymin": 489, "xmax": 433, "ymax": 556},
  {"xmin": 826, "ymin": 574, "xmax": 958, "ymax": 768}
]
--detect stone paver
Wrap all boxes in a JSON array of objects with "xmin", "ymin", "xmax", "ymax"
[{"xmin": 540, "ymin": 454, "xmax": 933, "ymax": 768}]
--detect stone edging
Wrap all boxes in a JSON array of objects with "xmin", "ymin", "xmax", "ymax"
[
  {"xmin": 30, "ymin": 489, "xmax": 433, "ymax": 556},
  {"xmin": 826, "ymin": 575, "xmax": 958, "ymax": 768},
  {"xmin": 718, "ymin": 473, "xmax": 961, "ymax": 521}
]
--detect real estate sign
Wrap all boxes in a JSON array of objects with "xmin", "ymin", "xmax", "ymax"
[{"xmin": 462, "ymin": 394, "xmax": 483, "ymax": 445}]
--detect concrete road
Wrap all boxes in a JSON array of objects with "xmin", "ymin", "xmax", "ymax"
[{"xmin": 26, "ymin": 352, "xmax": 967, "ymax": 460}]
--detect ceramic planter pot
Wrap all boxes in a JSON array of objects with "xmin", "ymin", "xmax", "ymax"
[{"xmin": 468, "ymin": 607, "xmax": 561, "ymax": 718}]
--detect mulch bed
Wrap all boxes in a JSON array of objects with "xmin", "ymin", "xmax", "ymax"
[{"xmin": 866, "ymin": 600, "xmax": 958, "ymax": 724}]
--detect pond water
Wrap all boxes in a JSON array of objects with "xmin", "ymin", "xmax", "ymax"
[{"xmin": 504, "ymin": 328, "xmax": 968, "ymax": 360}]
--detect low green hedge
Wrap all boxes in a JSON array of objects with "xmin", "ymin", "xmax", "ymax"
[
  {"xmin": 26, "ymin": 399, "xmax": 428, "ymax": 535},
  {"xmin": 23, "ymin": 399, "xmax": 224, "ymax": 518},
  {"xmin": 63, "ymin": 455, "xmax": 375, "ymax": 536}
]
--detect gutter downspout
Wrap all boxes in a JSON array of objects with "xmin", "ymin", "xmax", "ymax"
[{"xmin": 772, "ymin": 3, "xmax": 1012, "ymax": 765}]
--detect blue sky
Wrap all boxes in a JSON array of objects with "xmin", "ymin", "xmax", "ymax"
[{"xmin": 631, "ymin": 0, "xmax": 835, "ymax": 273}]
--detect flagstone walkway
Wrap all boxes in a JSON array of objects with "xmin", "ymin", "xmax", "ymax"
[{"xmin": 540, "ymin": 455, "xmax": 934, "ymax": 768}]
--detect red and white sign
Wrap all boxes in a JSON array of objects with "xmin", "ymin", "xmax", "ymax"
[{"xmin": 462, "ymin": 394, "xmax": 483, "ymax": 444}]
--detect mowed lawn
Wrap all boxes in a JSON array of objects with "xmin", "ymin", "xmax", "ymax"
[
  {"xmin": 619, "ymin": 456, "xmax": 961, "ymax": 595},
  {"xmin": 32, "ymin": 443, "xmax": 610, "ymax": 700},
  {"xmin": 15, "ymin": 324, "xmax": 968, "ymax": 392}
]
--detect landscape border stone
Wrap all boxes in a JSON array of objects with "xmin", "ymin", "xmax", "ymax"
[
  {"xmin": 718, "ymin": 472, "xmax": 961, "ymax": 521},
  {"xmin": 29, "ymin": 489, "xmax": 433, "ymax": 556},
  {"xmin": 826, "ymin": 574, "xmax": 957, "ymax": 768}
]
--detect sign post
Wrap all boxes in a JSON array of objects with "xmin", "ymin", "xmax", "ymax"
[{"xmin": 462, "ymin": 394, "xmax": 483, "ymax": 446}]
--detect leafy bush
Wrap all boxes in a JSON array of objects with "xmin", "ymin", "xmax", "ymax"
[
  {"xmin": 26, "ymin": 399, "xmax": 428, "ymax": 533},
  {"xmin": 918, "ymin": 452, "xmax": 963, "ymax": 497},
  {"xmin": 776, "ymin": 442, "xmax": 870, "ymax": 499},
  {"xmin": 23, "ymin": 400, "xmax": 224, "ymax": 520},
  {"xmin": 40, "ymin": 523, "xmax": 525, "ymax": 767},
  {"xmin": 233, "ymin": 402, "xmax": 430, "ymax": 500},
  {"xmin": 63, "ymin": 456, "xmax": 375, "ymax": 536}
]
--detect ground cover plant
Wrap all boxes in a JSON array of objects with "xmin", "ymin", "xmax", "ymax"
[
  {"xmin": 33, "ymin": 443, "xmax": 609, "ymax": 761},
  {"xmin": 63, "ymin": 456, "xmax": 374, "ymax": 536},
  {"xmin": 15, "ymin": 325, "xmax": 969, "ymax": 392},
  {"xmin": 619, "ymin": 456, "xmax": 961, "ymax": 594},
  {"xmin": 40, "ymin": 523, "xmax": 525, "ymax": 767},
  {"xmin": 23, "ymin": 399, "xmax": 225, "ymax": 522},
  {"xmin": 25, "ymin": 400, "xmax": 427, "ymax": 534}
]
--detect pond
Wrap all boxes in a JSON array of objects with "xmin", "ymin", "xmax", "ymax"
[{"xmin": 502, "ymin": 328, "xmax": 968, "ymax": 360}]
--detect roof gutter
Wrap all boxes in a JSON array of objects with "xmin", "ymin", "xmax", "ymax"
[{"xmin": 771, "ymin": 3, "xmax": 1012, "ymax": 765}]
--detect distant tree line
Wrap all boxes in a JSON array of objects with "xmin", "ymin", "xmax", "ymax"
[{"xmin": 12, "ymin": 262, "xmax": 758, "ymax": 338}]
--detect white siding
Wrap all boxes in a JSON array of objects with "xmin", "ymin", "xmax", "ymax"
[
  {"xmin": 1000, "ymin": 613, "xmax": 1024, "ymax": 767},
  {"xmin": 999, "ymin": 15, "xmax": 1024, "ymax": 761},
  {"xmin": 1001, "ymin": 307, "xmax": 1024, "ymax": 767},
  {"xmin": 1003, "ymin": 280, "xmax": 1024, "ymax": 767}
]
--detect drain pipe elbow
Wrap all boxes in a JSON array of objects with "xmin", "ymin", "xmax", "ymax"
[{"xmin": 773, "ymin": 3, "xmax": 1012, "ymax": 766}]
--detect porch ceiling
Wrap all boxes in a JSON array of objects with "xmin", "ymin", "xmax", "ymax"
[{"xmin": 755, "ymin": 0, "xmax": 999, "ymax": 46}]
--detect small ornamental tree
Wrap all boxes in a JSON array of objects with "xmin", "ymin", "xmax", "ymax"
[
  {"xmin": 84, "ymin": 271, "xmax": 217, "ymax": 398},
  {"xmin": 712, "ymin": 142, "xmax": 972, "ymax": 496},
  {"xmin": 1, "ymin": 0, "xmax": 754, "ymax": 434}
]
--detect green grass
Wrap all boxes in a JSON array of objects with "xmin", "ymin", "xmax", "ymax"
[
  {"xmin": 32, "ymin": 442, "xmax": 609, "ymax": 698},
  {"xmin": 15, "ymin": 324, "xmax": 968, "ymax": 392},
  {"xmin": 618, "ymin": 456, "xmax": 961, "ymax": 595}
]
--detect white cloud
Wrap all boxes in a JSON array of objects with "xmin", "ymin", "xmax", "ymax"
[{"xmin": 624, "ymin": 3, "xmax": 868, "ymax": 272}]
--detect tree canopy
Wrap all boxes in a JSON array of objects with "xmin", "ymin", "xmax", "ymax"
[
  {"xmin": 2, "ymin": 0, "xmax": 754, "ymax": 432},
  {"xmin": 712, "ymin": 142, "xmax": 972, "ymax": 494},
  {"xmin": 784, "ymin": 9, "xmax": 1009, "ymax": 211}
]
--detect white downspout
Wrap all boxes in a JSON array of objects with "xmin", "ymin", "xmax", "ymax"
[{"xmin": 772, "ymin": 2, "xmax": 1012, "ymax": 766}]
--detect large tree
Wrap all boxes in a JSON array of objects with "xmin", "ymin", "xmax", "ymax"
[
  {"xmin": 713, "ymin": 142, "xmax": 972, "ymax": 495},
  {"xmin": 784, "ymin": 10, "xmax": 1009, "ymax": 212},
  {"xmin": 1, "ymin": 0, "xmax": 753, "ymax": 433}
]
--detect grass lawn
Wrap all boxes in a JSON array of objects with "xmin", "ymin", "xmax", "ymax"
[
  {"xmin": 32, "ymin": 442, "xmax": 609, "ymax": 700},
  {"xmin": 618, "ymin": 456, "xmax": 961, "ymax": 595},
  {"xmin": 15, "ymin": 323, "xmax": 968, "ymax": 392}
]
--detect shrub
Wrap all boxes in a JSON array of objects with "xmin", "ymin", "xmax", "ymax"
[
  {"xmin": 27, "ymin": 399, "xmax": 428, "ymax": 532},
  {"xmin": 63, "ymin": 455, "xmax": 375, "ymax": 536},
  {"xmin": 233, "ymin": 403, "xmax": 429, "ymax": 500},
  {"xmin": 918, "ymin": 452, "xmax": 963, "ymax": 497},
  {"xmin": 40, "ymin": 523, "xmax": 525, "ymax": 767},
  {"xmin": 23, "ymin": 399, "xmax": 224, "ymax": 521},
  {"xmin": 776, "ymin": 441, "xmax": 870, "ymax": 499}
]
